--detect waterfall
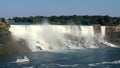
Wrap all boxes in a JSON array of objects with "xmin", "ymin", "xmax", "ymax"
[
  {"xmin": 9, "ymin": 25, "xmax": 116, "ymax": 52},
  {"xmin": 100, "ymin": 26, "xmax": 117, "ymax": 47},
  {"xmin": 80, "ymin": 26, "xmax": 94, "ymax": 37},
  {"xmin": 101, "ymin": 26, "xmax": 106, "ymax": 37}
]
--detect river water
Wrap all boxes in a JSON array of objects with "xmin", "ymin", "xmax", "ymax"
[{"xmin": 0, "ymin": 47, "xmax": 120, "ymax": 68}]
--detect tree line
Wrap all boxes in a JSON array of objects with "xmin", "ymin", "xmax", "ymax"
[{"xmin": 6, "ymin": 15, "xmax": 120, "ymax": 25}]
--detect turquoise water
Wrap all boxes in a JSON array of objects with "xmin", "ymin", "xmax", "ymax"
[{"xmin": 0, "ymin": 47, "xmax": 120, "ymax": 68}]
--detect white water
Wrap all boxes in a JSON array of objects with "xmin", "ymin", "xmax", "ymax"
[
  {"xmin": 101, "ymin": 26, "xmax": 106, "ymax": 37},
  {"xmin": 88, "ymin": 60, "xmax": 120, "ymax": 66},
  {"xmin": 81, "ymin": 26, "xmax": 94, "ymax": 37},
  {"xmin": 9, "ymin": 25, "xmax": 116, "ymax": 52}
]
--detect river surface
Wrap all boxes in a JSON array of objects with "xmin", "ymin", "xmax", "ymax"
[{"xmin": 0, "ymin": 47, "xmax": 120, "ymax": 68}]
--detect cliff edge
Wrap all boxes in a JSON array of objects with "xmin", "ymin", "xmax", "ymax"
[{"xmin": 0, "ymin": 23, "xmax": 31, "ymax": 55}]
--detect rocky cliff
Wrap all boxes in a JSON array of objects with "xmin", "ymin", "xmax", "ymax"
[
  {"xmin": 93, "ymin": 24, "xmax": 120, "ymax": 45},
  {"xmin": 0, "ymin": 23, "xmax": 31, "ymax": 55},
  {"xmin": 106, "ymin": 25, "xmax": 120, "ymax": 32},
  {"xmin": 105, "ymin": 25, "xmax": 120, "ymax": 45}
]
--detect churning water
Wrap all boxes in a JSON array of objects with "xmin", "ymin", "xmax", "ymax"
[{"xmin": 0, "ymin": 48, "xmax": 120, "ymax": 68}]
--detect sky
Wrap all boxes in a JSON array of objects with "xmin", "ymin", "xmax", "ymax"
[{"xmin": 0, "ymin": 0, "xmax": 120, "ymax": 18}]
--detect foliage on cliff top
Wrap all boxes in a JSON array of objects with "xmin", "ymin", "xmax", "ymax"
[
  {"xmin": 0, "ymin": 23, "xmax": 10, "ymax": 32},
  {"xmin": 8, "ymin": 15, "xmax": 120, "ymax": 26}
]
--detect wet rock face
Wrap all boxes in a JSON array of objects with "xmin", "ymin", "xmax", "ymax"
[
  {"xmin": 91, "ymin": 25, "xmax": 120, "ymax": 46},
  {"xmin": 0, "ymin": 23, "xmax": 31, "ymax": 55},
  {"xmin": 105, "ymin": 32, "xmax": 120, "ymax": 46},
  {"xmin": 0, "ymin": 23, "xmax": 10, "ymax": 33},
  {"xmin": 105, "ymin": 25, "xmax": 120, "ymax": 46},
  {"xmin": 106, "ymin": 25, "xmax": 120, "ymax": 32},
  {"xmin": 0, "ymin": 23, "xmax": 10, "ymax": 44},
  {"xmin": 93, "ymin": 24, "xmax": 101, "ymax": 37},
  {"xmin": 0, "ymin": 34, "xmax": 31, "ymax": 55}
]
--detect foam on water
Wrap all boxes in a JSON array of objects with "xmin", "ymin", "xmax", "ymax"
[{"xmin": 88, "ymin": 60, "xmax": 120, "ymax": 66}]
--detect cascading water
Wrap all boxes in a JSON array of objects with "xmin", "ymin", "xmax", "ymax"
[
  {"xmin": 9, "ymin": 25, "xmax": 116, "ymax": 52},
  {"xmin": 101, "ymin": 26, "xmax": 106, "ymax": 37},
  {"xmin": 99, "ymin": 26, "xmax": 117, "ymax": 47},
  {"xmin": 81, "ymin": 26, "xmax": 94, "ymax": 37}
]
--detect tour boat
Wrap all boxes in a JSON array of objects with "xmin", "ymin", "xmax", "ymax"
[{"xmin": 16, "ymin": 56, "xmax": 30, "ymax": 63}]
